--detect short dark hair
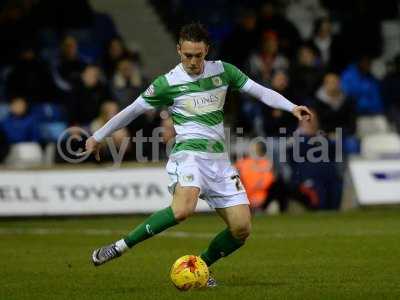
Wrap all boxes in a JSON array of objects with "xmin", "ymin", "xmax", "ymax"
[{"xmin": 179, "ymin": 22, "xmax": 210, "ymax": 45}]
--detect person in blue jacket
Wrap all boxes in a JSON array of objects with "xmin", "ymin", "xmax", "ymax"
[
  {"xmin": 0, "ymin": 97, "xmax": 40, "ymax": 144},
  {"xmin": 341, "ymin": 55, "xmax": 383, "ymax": 115}
]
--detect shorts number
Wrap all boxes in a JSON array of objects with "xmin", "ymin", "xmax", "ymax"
[{"xmin": 231, "ymin": 175, "xmax": 243, "ymax": 191}]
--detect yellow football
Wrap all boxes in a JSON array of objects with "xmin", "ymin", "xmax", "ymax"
[{"xmin": 170, "ymin": 255, "xmax": 209, "ymax": 291}]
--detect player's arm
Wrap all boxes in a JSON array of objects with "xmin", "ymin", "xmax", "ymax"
[
  {"xmin": 222, "ymin": 61, "xmax": 312, "ymax": 121},
  {"xmin": 240, "ymin": 78, "xmax": 312, "ymax": 121},
  {"xmin": 80, "ymin": 75, "xmax": 170, "ymax": 161},
  {"xmin": 79, "ymin": 96, "xmax": 154, "ymax": 160}
]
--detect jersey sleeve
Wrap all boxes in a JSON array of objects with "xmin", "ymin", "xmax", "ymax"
[
  {"xmin": 222, "ymin": 62, "xmax": 249, "ymax": 91},
  {"xmin": 141, "ymin": 75, "xmax": 173, "ymax": 108}
]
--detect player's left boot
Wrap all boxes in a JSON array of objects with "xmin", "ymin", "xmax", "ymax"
[
  {"xmin": 92, "ymin": 243, "xmax": 122, "ymax": 266},
  {"xmin": 207, "ymin": 275, "xmax": 218, "ymax": 288}
]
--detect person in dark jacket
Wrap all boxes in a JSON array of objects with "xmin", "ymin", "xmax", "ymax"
[
  {"xmin": 54, "ymin": 36, "xmax": 87, "ymax": 92},
  {"xmin": 287, "ymin": 110, "xmax": 343, "ymax": 210},
  {"xmin": 290, "ymin": 43, "xmax": 324, "ymax": 104},
  {"xmin": 67, "ymin": 65, "xmax": 111, "ymax": 126},
  {"xmin": 6, "ymin": 46, "xmax": 56, "ymax": 103},
  {"xmin": 312, "ymin": 72, "xmax": 356, "ymax": 136}
]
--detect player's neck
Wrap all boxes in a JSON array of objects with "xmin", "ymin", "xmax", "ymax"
[{"xmin": 182, "ymin": 62, "xmax": 205, "ymax": 77}]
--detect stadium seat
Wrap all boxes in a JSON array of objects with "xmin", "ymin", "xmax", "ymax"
[
  {"xmin": 39, "ymin": 122, "xmax": 67, "ymax": 142},
  {"xmin": 356, "ymin": 115, "xmax": 391, "ymax": 138},
  {"xmin": 31, "ymin": 103, "xmax": 65, "ymax": 122},
  {"xmin": 4, "ymin": 143, "xmax": 43, "ymax": 168},
  {"xmin": 361, "ymin": 133, "xmax": 400, "ymax": 159}
]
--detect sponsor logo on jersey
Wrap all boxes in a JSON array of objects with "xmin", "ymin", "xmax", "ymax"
[
  {"xmin": 192, "ymin": 94, "xmax": 219, "ymax": 108},
  {"xmin": 212, "ymin": 76, "xmax": 222, "ymax": 87},
  {"xmin": 143, "ymin": 84, "xmax": 155, "ymax": 97},
  {"xmin": 182, "ymin": 89, "xmax": 226, "ymax": 114}
]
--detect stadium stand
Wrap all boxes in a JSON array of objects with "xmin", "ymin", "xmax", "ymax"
[{"xmin": 1, "ymin": 0, "xmax": 400, "ymax": 211}]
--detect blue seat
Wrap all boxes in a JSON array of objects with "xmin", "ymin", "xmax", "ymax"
[
  {"xmin": 31, "ymin": 103, "xmax": 66, "ymax": 122},
  {"xmin": 39, "ymin": 122, "xmax": 68, "ymax": 142}
]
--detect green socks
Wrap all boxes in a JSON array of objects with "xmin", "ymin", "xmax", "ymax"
[
  {"xmin": 200, "ymin": 228, "xmax": 245, "ymax": 266},
  {"xmin": 124, "ymin": 206, "xmax": 178, "ymax": 248},
  {"xmin": 121, "ymin": 207, "xmax": 245, "ymax": 267}
]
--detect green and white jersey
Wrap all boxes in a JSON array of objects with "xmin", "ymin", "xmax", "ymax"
[{"xmin": 142, "ymin": 60, "xmax": 248, "ymax": 155}]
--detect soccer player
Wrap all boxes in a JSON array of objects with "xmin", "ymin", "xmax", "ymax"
[{"xmin": 82, "ymin": 23, "xmax": 311, "ymax": 286}]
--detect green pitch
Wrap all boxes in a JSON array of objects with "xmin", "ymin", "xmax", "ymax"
[{"xmin": 1, "ymin": 209, "xmax": 399, "ymax": 300}]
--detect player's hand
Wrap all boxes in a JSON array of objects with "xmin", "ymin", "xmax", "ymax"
[
  {"xmin": 292, "ymin": 105, "xmax": 313, "ymax": 122},
  {"xmin": 77, "ymin": 136, "xmax": 101, "ymax": 161}
]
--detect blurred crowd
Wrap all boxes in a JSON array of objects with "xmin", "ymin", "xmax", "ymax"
[
  {"xmin": 0, "ymin": 0, "xmax": 161, "ymax": 164},
  {"xmin": 1, "ymin": 0, "xmax": 400, "ymax": 211}
]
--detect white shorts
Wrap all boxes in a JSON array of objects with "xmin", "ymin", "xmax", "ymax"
[{"xmin": 166, "ymin": 151, "xmax": 249, "ymax": 209}]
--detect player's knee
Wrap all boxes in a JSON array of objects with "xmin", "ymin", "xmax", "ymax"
[
  {"xmin": 230, "ymin": 222, "xmax": 251, "ymax": 241},
  {"xmin": 172, "ymin": 207, "xmax": 194, "ymax": 222}
]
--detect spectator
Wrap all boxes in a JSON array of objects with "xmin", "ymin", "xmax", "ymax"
[
  {"xmin": 256, "ymin": 2, "xmax": 301, "ymax": 58},
  {"xmin": 290, "ymin": 43, "xmax": 324, "ymax": 103},
  {"xmin": 262, "ymin": 70, "xmax": 297, "ymax": 137},
  {"xmin": 111, "ymin": 57, "xmax": 147, "ymax": 109},
  {"xmin": 382, "ymin": 54, "xmax": 400, "ymax": 132},
  {"xmin": 243, "ymin": 30, "xmax": 289, "ymax": 135},
  {"xmin": 129, "ymin": 108, "xmax": 162, "ymax": 161},
  {"xmin": 239, "ymin": 69, "xmax": 295, "ymax": 137},
  {"xmin": 312, "ymin": 72, "xmax": 356, "ymax": 136},
  {"xmin": 236, "ymin": 141, "xmax": 276, "ymax": 210},
  {"xmin": 220, "ymin": 10, "xmax": 258, "ymax": 69},
  {"xmin": 311, "ymin": 17, "xmax": 336, "ymax": 66},
  {"xmin": 54, "ymin": 36, "xmax": 87, "ymax": 92},
  {"xmin": 288, "ymin": 110, "xmax": 343, "ymax": 210},
  {"xmin": 67, "ymin": 65, "xmax": 110, "ymax": 126},
  {"xmin": 90, "ymin": 101, "xmax": 131, "ymax": 161},
  {"xmin": 247, "ymin": 30, "xmax": 289, "ymax": 85},
  {"xmin": 0, "ymin": 97, "xmax": 40, "ymax": 144},
  {"xmin": 341, "ymin": 55, "xmax": 383, "ymax": 115},
  {"xmin": 5, "ymin": 45, "xmax": 56, "ymax": 103},
  {"xmin": 0, "ymin": 1, "xmax": 40, "ymax": 66},
  {"xmin": 102, "ymin": 37, "xmax": 140, "ymax": 79}
]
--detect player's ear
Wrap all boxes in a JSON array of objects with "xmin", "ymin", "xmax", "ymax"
[
  {"xmin": 204, "ymin": 44, "xmax": 209, "ymax": 56},
  {"xmin": 176, "ymin": 43, "xmax": 181, "ymax": 56}
]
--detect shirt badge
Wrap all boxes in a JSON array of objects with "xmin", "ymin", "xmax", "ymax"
[{"xmin": 212, "ymin": 76, "xmax": 222, "ymax": 87}]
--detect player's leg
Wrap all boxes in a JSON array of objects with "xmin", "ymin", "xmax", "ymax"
[
  {"xmin": 92, "ymin": 184, "xmax": 199, "ymax": 266},
  {"xmin": 200, "ymin": 204, "xmax": 251, "ymax": 267},
  {"xmin": 122, "ymin": 184, "xmax": 199, "ymax": 248}
]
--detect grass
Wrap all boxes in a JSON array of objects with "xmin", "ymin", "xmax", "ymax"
[{"xmin": 0, "ymin": 208, "xmax": 399, "ymax": 300}]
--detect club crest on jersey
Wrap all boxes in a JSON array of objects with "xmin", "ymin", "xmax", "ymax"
[
  {"xmin": 144, "ymin": 84, "xmax": 155, "ymax": 97},
  {"xmin": 212, "ymin": 76, "xmax": 222, "ymax": 87}
]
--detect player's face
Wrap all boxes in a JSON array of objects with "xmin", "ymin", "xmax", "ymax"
[{"xmin": 177, "ymin": 41, "xmax": 209, "ymax": 75}]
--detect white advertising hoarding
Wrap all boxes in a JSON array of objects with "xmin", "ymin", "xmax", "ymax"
[
  {"xmin": 349, "ymin": 159, "xmax": 400, "ymax": 205},
  {"xmin": 0, "ymin": 168, "xmax": 211, "ymax": 216}
]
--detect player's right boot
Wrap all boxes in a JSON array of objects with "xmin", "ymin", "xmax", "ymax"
[
  {"xmin": 92, "ymin": 244, "xmax": 122, "ymax": 266},
  {"xmin": 207, "ymin": 275, "xmax": 218, "ymax": 288}
]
